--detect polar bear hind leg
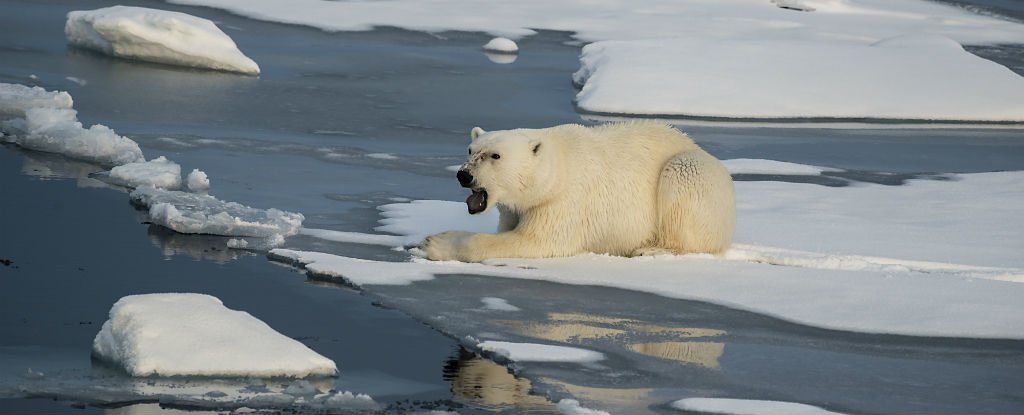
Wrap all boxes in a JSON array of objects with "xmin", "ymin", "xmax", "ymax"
[{"xmin": 645, "ymin": 150, "xmax": 735, "ymax": 255}]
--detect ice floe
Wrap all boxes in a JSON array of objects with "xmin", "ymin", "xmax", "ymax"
[
  {"xmin": 107, "ymin": 156, "xmax": 182, "ymax": 189},
  {"xmin": 477, "ymin": 341, "xmax": 605, "ymax": 363},
  {"xmin": 281, "ymin": 168, "xmax": 1024, "ymax": 338},
  {"xmin": 483, "ymin": 37, "xmax": 518, "ymax": 53},
  {"xmin": 1, "ymin": 108, "xmax": 145, "ymax": 166},
  {"xmin": 557, "ymin": 399, "xmax": 611, "ymax": 415},
  {"xmin": 1, "ymin": 83, "xmax": 145, "ymax": 166},
  {"xmin": 722, "ymin": 158, "xmax": 840, "ymax": 175},
  {"xmin": 66, "ymin": 6, "xmax": 260, "ymax": 74},
  {"xmin": 166, "ymin": 0, "xmax": 1024, "ymax": 121},
  {"xmin": 672, "ymin": 398, "xmax": 847, "ymax": 415},
  {"xmin": 186, "ymin": 168, "xmax": 210, "ymax": 193},
  {"xmin": 130, "ymin": 186, "xmax": 304, "ymax": 238},
  {"xmin": 0, "ymin": 83, "xmax": 73, "ymax": 116},
  {"xmin": 573, "ymin": 35, "xmax": 1024, "ymax": 121},
  {"xmin": 92, "ymin": 293, "xmax": 337, "ymax": 377},
  {"xmin": 481, "ymin": 297, "xmax": 520, "ymax": 312}
]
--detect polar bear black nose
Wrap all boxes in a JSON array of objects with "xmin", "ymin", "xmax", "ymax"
[{"xmin": 457, "ymin": 170, "xmax": 474, "ymax": 188}]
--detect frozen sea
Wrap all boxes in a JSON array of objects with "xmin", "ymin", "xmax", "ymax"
[{"xmin": 2, "ymin": 0, "xmax": 1024, "ymax": 414}]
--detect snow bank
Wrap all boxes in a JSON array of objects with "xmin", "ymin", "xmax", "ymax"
[
  {"xmin": 573, "ymin": 35, "xmax": 1024, "ymax": 121},
  {"xmin": 130, "ymin": 186, "xmax": 303, "ymax": 238},
  {"xmin": 671, "ymin": 398, "xmax": 847, "ymax": 415},
  {"xmin": 477, "ymin": 341, "xmax": 604, "ymax": 363},
  {"xmin": 270, "ymin": 169, "xmax": 1024, "ymax": 338},
  {"xmin": 1, "ymin": 107, "xmax": 145, "ymax": 166},
  {"xmin": 92, "ymin": 293, "xmax": 336, "ymax": 377},
  {"xmin": 483, "ymin": 37, "xmax": 518, "ymax": 53},
  {"xmin": 108, "ymin": 156, "xmax": 182, "ymax": 189},
  {"xmin": 66, "ymin": 6, "xmax": 259, "ymax": 75},
  {"xmin": 0, "ymin": 83, "xmax": 73, "ymax": 116}
]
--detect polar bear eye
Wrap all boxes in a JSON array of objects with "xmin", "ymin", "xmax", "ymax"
[{"xmin": 491, "ymin": 153, "xmax": 501, "ymax": 160}]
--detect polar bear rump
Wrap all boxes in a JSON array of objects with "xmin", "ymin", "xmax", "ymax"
[{"xmin": 423, "ymin": 122, "xmax": 735, "ymax": 262}]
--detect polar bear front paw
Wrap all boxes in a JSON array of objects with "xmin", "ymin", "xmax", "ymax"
[{"xmin": 422, "ymin": 231, "xmax": 474, "ymax": 261}]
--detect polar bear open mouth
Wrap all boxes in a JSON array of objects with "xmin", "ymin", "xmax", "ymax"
[{"xmin": 466, "ymin": 188, "xmax": 488, "ymax": 214}]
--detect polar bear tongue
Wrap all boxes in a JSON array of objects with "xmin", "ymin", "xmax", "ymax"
[{"xmin": 466, "ymin": 189, "xmax": 488, "ymax": 214}]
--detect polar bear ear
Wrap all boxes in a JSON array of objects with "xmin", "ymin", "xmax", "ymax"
[{"xmin": 471, "ymin": 127, "xmax": 486, "ymax": 141}]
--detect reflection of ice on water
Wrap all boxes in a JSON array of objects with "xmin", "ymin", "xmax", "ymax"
[{"xmin": 14, "ymin": 146, "xmax": 111, "ymax": 189}]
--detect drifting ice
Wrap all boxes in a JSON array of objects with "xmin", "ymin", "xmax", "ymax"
[
  {"xmin": 92, "ymin": 293, "xmax": 337, "ymax": 377},
  {"xmin": 0, "ymin": 83, "xmax": 73, "ymax": 116},
  {"xmin": 65, "ymin": 6, "xmax": 260, "ymax": 75},
  {"xmin": 130, "ymin": 186, "xmax": 304, "ymax": 238},
  {"xmin": 108, "ymin": 156, "xmax": 182, "ymax": 189}
]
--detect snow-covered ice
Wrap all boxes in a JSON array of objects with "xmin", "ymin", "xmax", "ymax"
[
  {"xmin": 65, "ymin": 6, "xmax": 260, "ymax": 75},
  {"xmin": 481, "ymin": 297, "xmax": 520, "ymax": 312},
  {"xmin": 671, "ymin": 398, "xmax": 847, "ymax": 415},
  {"xmin": 477, "ymin": 341, "xmax": 605, "ymax": 363},
  {"xmin": 2, "ymin": 108, "xmax": 145, "ymax": 166},
  {"xmin": 483, "ymin": 37, "xmax": 518, "ymax": 54},
  {"xmin": 166, "ymin": 0, "xmax": 1024, "ymax": 120},
  {"xmin": 92, "ymin": 293, "xmax": 337, "ymax": 377},
  {"xmin": 268, "ymin": 167, "xmax": 1024, "ymax": 338},
  {"xmin": 0, "ymin": 83, "xmax": 73, "ymax": 116},
  {"xmin": 299, "ymin": 228, "xmax": 407, "ymax": 247},
  {"xmin": 108, "ymin": 156, "xmax": 182, "ymax": 189},
  {"xmin": 186, "ymin": 168, "xmax": 210, "ymax": 193},
  {"xmin": 557, "ymin": 399, "xmax": 611, "ymax": 415},
  {"xmin": 722, "ymin": 159, "xmax": 840, "ymax": 175},
  {"xmin": 1, "ymin": 83, "xmax": 145, "ymax": 166},
  {"xmin": 573, "ymin": 35, "xmax": 1024, "ymax": 121},
  {"xmin": 130, "ymin": 186, "xmax": 304, "ymax": 238}
]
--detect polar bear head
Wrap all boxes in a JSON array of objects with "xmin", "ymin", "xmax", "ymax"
[{"xmin": 456, "ymin": 126, "xmax": 555, "ymax": 214}]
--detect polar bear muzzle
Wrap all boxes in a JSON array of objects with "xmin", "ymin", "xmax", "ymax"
[{"xmin": 467, "ymin": 189, "xmax": 488, "ymax": 214}]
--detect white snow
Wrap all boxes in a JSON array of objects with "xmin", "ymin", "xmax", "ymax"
[
  {"xmin": 573, "ymin": 35, "xmax": 1024, "ymax": 121},
  {"xmin": 483, "ymin": 37, "xmax": 518, "ymax": 53},
  {"xmin": 722, "ymin": 159, "xmax": 840, "ymax": 175},
  {"xmin": 131, "ymin": 186, "xmax": 304, "ymax": 238},
  {"xmin": 108, "ymin": 156, "xmax": 182, "ymax": 189},
  {"xmin": 0, "ymin": 83, "xmax": 73, "ymax": 116},
  {"xmin": 65, "ymin": 6, "xmax": 259, "ymax": 75},
  {"xmin": 477, "ymin": 341, "xmax": 605, "ymax": 363},
  {"xmin": 366, "ymin": 152, "xmax": 397, "ymax": 160},
  {"xmin": 187, "ymin": 168, "xmax": 210, "ymax": 193},
  {"xmin": 92, "ymin": 293, "xmax": 337, "ymax": 377},
  {"xmin": 268, "ymin": 168, "xmax": 1024, "ymax": 339},
  {"xmin": 481, "ymin": 297, "xmax": 520, "ymax": 312},
  {"xmin": 557, "ymin": 399, "xmax": 611, "ymax": 415},
  {"xmin": 671, "ymin": 398, "xmax": 847, "ymax": 415}
]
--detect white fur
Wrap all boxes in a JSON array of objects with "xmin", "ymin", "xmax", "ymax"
[{"xmin": 423, "ymin": 122, "xmax": 735, "ymax": 262}]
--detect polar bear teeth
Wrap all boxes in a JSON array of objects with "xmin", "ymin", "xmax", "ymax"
[{"xmin": 466, "ymin": 189, "xmax": 488, "ymax": 214}]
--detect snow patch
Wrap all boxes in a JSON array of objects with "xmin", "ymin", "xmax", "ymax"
[
  {"xmin": 130, "ymin": 186, "xmax": 304, "ymax": 238},
  {"xmin": 108, "ymin": 156, "xmax": 182, "ymax": 189},
  {"xmin": 300, "ymin": 228, "xmax": 407, "ymax": 247},
  {"xmin": 66, "ymin": 6, "xmax": 259, "ymax": 74},
  {"xmin": 671, "ymin": 398, "xmax": 847, "ymax": 415},
  {"xmin": 477, "ymin": 341, "xmax": 605, "ymax": 363},
  {"xmin": 92, "ymin": 293, "xmax": 336, "ymax": 377}
]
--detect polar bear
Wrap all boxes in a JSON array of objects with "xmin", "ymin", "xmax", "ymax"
[{"xmin": 422, "ymin": 122, "xmax": 735, "ymax": 262}]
